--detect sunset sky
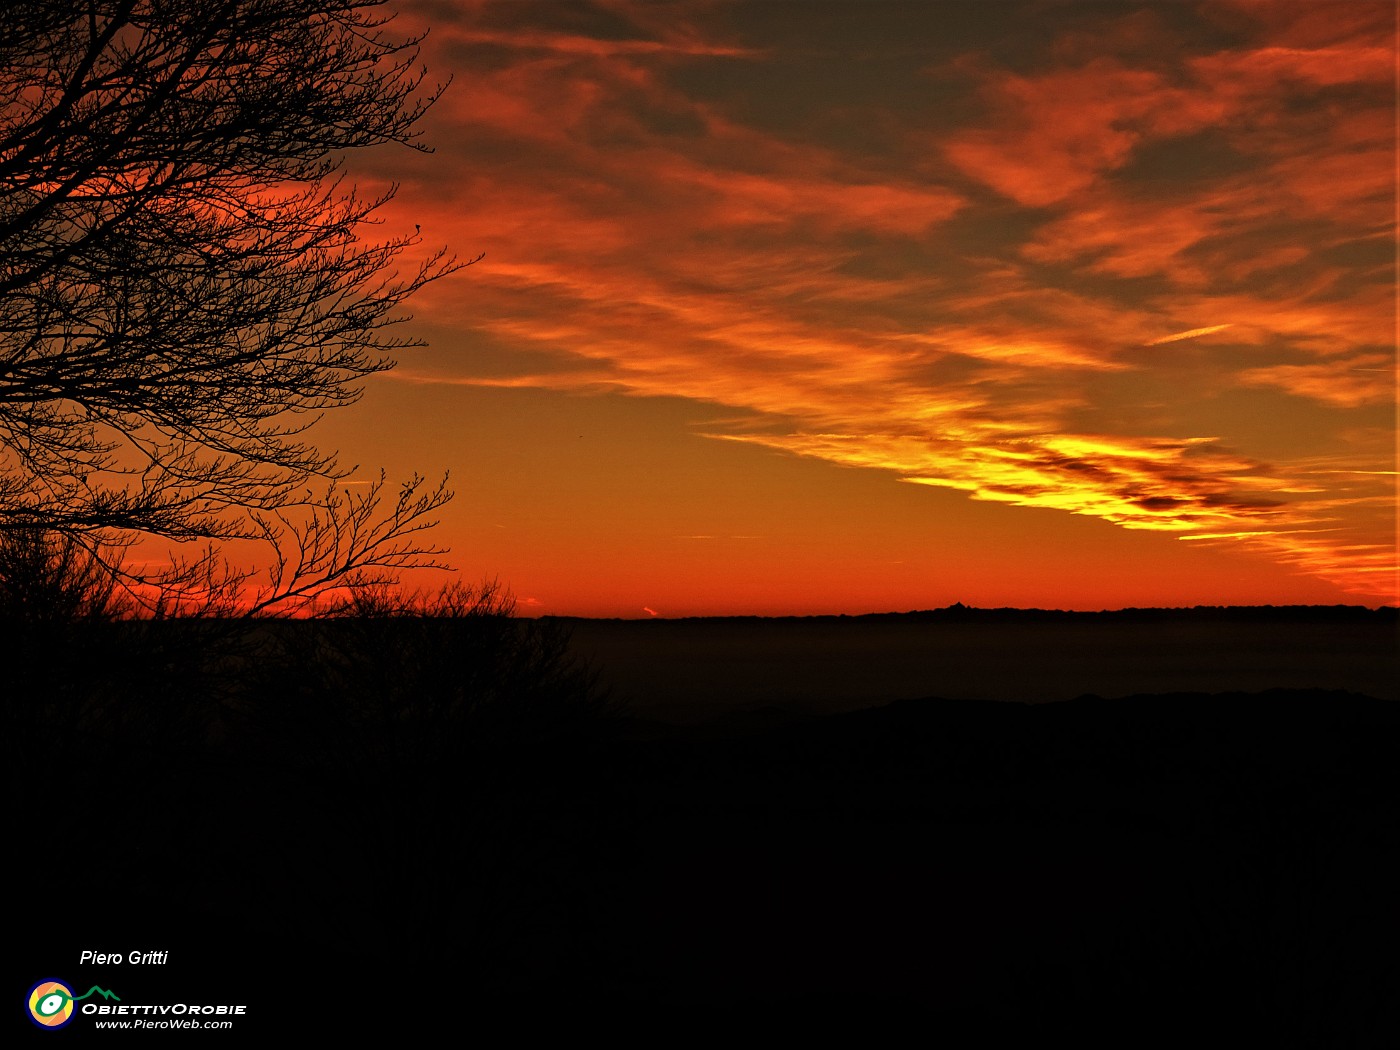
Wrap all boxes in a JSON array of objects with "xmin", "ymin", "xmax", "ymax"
[{"xmin": 320, "ymin": 0, "xmax": 1396, "ymax": 617}]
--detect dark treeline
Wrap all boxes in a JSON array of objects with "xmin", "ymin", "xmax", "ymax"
[{"xmin": 563, "ymin": 604, "xmax": 1397, "ymax": 625}]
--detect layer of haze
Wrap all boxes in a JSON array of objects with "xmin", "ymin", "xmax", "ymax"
[{"xmin": 323, "ymin": 0, "xmax": 1396, "ymax": 616}]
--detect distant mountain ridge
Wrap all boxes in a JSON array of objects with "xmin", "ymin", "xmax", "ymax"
[{"xmin": 554, "ymin": 603, "xmax": 1397, "ymax": 624}]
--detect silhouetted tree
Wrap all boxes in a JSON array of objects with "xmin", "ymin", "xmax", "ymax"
[{"xmin": 0, "ymin": 0, "xmax": 470, "ymax": 601}]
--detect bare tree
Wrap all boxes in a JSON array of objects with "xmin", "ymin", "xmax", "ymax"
[
  {"xmin": 0, "ymin": 0, "xmax": 471, "ymax": 605},
  {"xmin": 149, "ymin": 470, "xmax": 455, "ymax": 617}
]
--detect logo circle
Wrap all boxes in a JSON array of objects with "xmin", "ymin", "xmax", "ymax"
[{"xmin": 28, "ymin": 980, "xmax": 75, "ymax": 1029}]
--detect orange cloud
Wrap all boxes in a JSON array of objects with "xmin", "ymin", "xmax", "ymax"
[
  {"xmin": 1237, "ymin": 355, "xmax": 1396, "ymax": 408},
  {"xmin": 438, "ymin": 26, "xmax": 756, "ymax": 59},
  {"xmin": 944, "ymin": 60, "xmax": 1227, "ymax": 206}
]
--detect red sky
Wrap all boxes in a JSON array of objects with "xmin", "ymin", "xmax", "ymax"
[{"xmin": 319, "ymin": 0, "xmax": 1396, "ymax": 616}]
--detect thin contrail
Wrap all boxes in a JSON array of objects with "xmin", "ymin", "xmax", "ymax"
[{"xmin": 1146, "ymin": 323, "xmax": 1233, "ymax": 346}]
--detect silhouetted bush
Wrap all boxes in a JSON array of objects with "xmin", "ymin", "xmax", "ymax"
[
  {"xmin": 0, "ymin": 527, "xmax": 124, "ymax": 623},
  {"xmin": 1, "ymin": 529, "xmax": 133, "ymax": 758},
  {"xmin": 3, "ymin": 528, "xmax": 609, "ymax": 793},
  {"xmin": 242, "ymin": 579, "xmax": 608, "ymax": 769}
]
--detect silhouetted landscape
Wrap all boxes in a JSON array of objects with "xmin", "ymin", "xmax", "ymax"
[
  {"xmin": 6, "ymin": 0, "xmax": 1396, "ymax": 1041},
  {"xmin": 11, "ymin": 606, "xmax": 1397, "ymax": 1040}
]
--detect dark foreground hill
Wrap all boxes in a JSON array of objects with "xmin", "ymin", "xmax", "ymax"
[{"xmin": 11, "ymin": 671, "xmax": 1397, "ymax": 1041}]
